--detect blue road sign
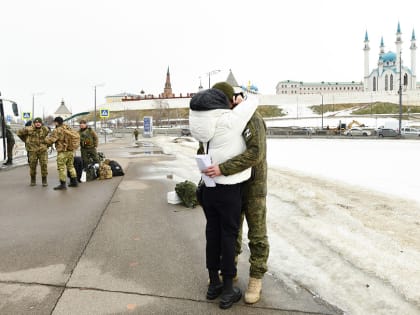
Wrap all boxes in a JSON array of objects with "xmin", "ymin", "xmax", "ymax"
[
  {"xmin": 22, "ymin": 112, "xmax": 32, "ymax": 120},
  {"xmin": 100, "ymin": 109, "xmax": 109, "ymax": 118}
]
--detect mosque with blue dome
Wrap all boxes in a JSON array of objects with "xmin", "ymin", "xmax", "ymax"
[{"xmin": 364, "ymin": 22, "xmax": 417, "ymax": 92}]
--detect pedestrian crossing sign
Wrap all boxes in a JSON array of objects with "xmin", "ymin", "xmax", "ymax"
[
  {"xmin": 100, "ymin": 109, "xmax": 110, "ymax": 118},
  {"xmin": 22, "ymin": 112, "xmax": 32, "ymax": 120}
]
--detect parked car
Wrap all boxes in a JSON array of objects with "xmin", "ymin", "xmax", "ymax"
[
  {"xmin": 99, "ymin": 128, "xmax": 113, "ymax": 134},
  {"xmin": 345, "ymin": 127, "xmax": 371, "ymax": 136},
  {"xmin": 401, "ymin": 127, "xmax": 420, "ymax": 136},
  {"xmin": 377, "ymin": 128, "xmax": 398, "ymax": 137},
  {"xmin": 181, "ymin": 128, "xmax": 191, "ymax": 136}
]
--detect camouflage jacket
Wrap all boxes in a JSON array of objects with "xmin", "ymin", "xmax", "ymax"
[
  {"xmin": 219, "ymin": 112, "xmax": 267, "ymax": 198},
  {"xmin": 17, "ymin": 125, "xmax": 49, "ymax": 152},
  {"xmin": 79, "ymin": 127, "xmax": 98, "ymax": 149},
  {"xmin": 45, "ymin": 124, "xmax": 71, "ymax": 152}
]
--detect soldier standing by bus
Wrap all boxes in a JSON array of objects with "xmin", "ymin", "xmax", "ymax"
[
  {"xmin": 3, "ymin": 125, "xmax": 15, "ymax": 166},
  {"xmin": 78, "ymin": 120, "xmax": 99, "ymax": 169},
  {"xmin": 17, "ymin": 117, "xmax": 50, "ymax": 186}
]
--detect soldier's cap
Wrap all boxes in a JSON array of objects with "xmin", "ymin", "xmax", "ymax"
[
  {"xmin": 54, "ymin": 116, "xmax": 64, "ymax": 124},
  {"xmin": 212, "ymin": 82, "xmax": 234, "ymax": 102},
  {"xmin": 79, "ymin": 119, "xmax": 87, "ymax": 124},
  {"xmin": 33, "ymin": 117, "xmax": 43, "ymax": 123}
]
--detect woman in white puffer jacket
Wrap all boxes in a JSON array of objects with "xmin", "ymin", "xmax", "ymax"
[{"xmin": 189, "ymin": 82, "xmax": 258, "ymax": 309}]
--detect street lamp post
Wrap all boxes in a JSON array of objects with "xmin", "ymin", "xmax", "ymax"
[
  {"xmin": 206, "ymin": 70, "xmax": 221, "ymax": 88},
  {"xmin": 93, "ymin": 83, "xmax": 105, "ymax": 131}
]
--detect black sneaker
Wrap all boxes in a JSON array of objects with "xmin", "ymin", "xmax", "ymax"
[
  {"xmin": 219, "ymin": 287, "xmax": 242, "ymax": 309},
  {"xmin": 206, "ymin": 283, "xmax": 223, "ymax": 300}
]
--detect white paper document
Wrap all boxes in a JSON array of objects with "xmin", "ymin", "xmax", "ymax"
[{"xmin": 195, "ymin": 154, "xmax": 216, "ymax": 187}]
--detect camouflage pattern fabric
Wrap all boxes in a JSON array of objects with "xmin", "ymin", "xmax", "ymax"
[
  {"xmin": 57, "ymin": 151, "xmax": 76, "ymax": 181},
  {"xmin": 29, "ymin": 150, "xmax": 48, "ymax": 177},
  {"xmin": 235, "ymin": 196, "xmax": 269, "ymax": 278},
  {"xmin": 98, "ymin": 162, "xmax": 112, "ymax": 180},
  {"xmin": 45, "ymin": 124, "xmax": 72, "ymax": 152},
  {"xmin": 5, "ymin": 126, "xmax": 15, "ymax": 145},
  {"xmin": 97, "ymin": 152, "xmax": 105, "ymax": 162},
  {"xmin": 218, "ymin": 112, "xmax": 269, "ymax": 279},
  {"xmin": 5, "ymin": 127, "xmax": 15, "ymax": 162},
  {"xmin": 17, "ymin": 125, "xmax": 49, "ymax": 152},
  {"xmin": 79, "ymin": 127, "xmax": 98, "ymax": 149},
  {"xmin": 175, "ymin": 180, "xmax": 198, "ymax": 208},
  {"xmin": 81, "ymin": 147, "xmax": 99, "ymax": 168}
]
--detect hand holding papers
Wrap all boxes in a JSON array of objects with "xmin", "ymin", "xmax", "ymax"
[{"xmin": 195, "ymin": 154, "xmax": 216, "ymax": 187}]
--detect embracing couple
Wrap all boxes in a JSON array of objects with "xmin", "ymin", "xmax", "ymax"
[{"xmin": 189, "ymin": 81, "xmax": 269, "ymax": 310}]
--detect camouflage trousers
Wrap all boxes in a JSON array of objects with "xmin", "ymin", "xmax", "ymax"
[
  {"xmin": 29, "ymin": 150, "xmax": 48, "ymax": 177},
  {"xmin": 6, "ymin": 143, "xmax": 15, "ymax": 162},
  {"xmin": 57, "ymin": 151, "xmax": 76, "ymax": 182},
  {"xmin": 81, "ymin": 147, "xmax": 99, "ymax": 169},
  {"xmin": 235, "ymin": 196, "xmax": 270, "ymax": 279}
]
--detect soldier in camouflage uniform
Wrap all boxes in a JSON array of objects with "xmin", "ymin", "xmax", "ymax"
[
  {"xmin": 45, "ymin": 116, "xmax": 78, "ymax": 190},
  {"xmin": 3, "ymin": 125, "xmax": 15, "ymax": 166},
  {"xmin": 17, "ymin": 117, "xmax": 50, "ymax": 186},
  {"xmin": 203, "ymin": 89, "xmax": 269, "ymax": 305},
  {"xmin": 78, "ymin": 120, "xmax": 99, "ymax": 169}
]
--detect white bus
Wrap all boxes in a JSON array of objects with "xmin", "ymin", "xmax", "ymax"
[{"xmin": 0, "ymin": 96, "xmax": 19, "ymax": 161}]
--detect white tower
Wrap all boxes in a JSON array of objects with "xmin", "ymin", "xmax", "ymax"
[
  {"xmin": 410, "ymin": 29, "xmax": 417, "ymax": 90},
  {"xmin": 395, "ymin": 22, "xmax": 403, "ymax": 77},
  {"xmin": 379, "ymin": 36, "xmax": 385, "ymax": 55},
  {"xmin": 363, "ymin": 30, "xmax": 370, "ymax": 91}
]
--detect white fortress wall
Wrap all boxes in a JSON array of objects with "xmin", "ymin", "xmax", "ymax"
[{"xmin": 99, "ymin": 91, "xmax": 420, "ymax": 112}]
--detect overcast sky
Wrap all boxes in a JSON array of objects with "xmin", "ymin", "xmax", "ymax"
[{"xmin": 1, "ymin": 0, "xmax": 419, "ymax": 117}]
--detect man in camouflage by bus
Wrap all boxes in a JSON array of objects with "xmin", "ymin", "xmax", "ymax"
[
  {"xmin": 45, "ymin": 116, "xmax": 78, "ymax": 190},
  {"xmin": 78, "ymin": 119, "xmax": 99, "ymax": 169},
  {"xmin": 17, "ymin": 117, "xmax": 50, "ymax": 186},
  {"xmin": 203, "ymin": 83, "xmax": 269, "ymax": 305},
  {"xmin": 3, "ymin": 124, "xmax": 15, "ymax": 166}
]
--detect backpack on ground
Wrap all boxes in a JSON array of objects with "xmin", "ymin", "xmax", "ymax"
[
  {"xmin": 98, "ymin": 151, "xmax": 105, "ymax": 162},
  {"xmin": 175, "ymin": 180, "xmax": 198, "ymax": 208},
  {"xmin": 63, "ymin": 127, "xmax": 80, "ymax": 151},
  {"xmin": 98, "ymin": 161, "xmax": 113, "ymax": 180},
  {"xmin": 86, "ymin": 163, "xmax": 98, "ymax": 181},
  {"xmin": 109, "ymin": 160, "xmax": 124, "ymax": 176}
]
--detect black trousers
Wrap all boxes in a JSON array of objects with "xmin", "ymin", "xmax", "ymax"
[{"xmin": 202, "ymin": 183, "xmax": 242, "ymax": 278}]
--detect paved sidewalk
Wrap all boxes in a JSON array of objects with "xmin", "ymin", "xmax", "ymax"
[{"xmin": 0, "ymin": 135, "xmax": 343, "ymax": 315}]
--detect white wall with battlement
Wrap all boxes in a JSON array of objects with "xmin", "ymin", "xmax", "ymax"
[{"xmin": 101, "ymin": 90, "xmax": 420, "ymax": 112}]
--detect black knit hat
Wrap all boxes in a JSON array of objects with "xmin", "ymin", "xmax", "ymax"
[
  {"xmin": 54, "ymin": 116, "xmax": 64, "ymax": 124},
  {"xmin": 189, "ymin": 88, "xmax": 230, "ymax": 111},
  {"xmin": 212, "ymin": 82, "xmax": 234, "ymax": 102}
]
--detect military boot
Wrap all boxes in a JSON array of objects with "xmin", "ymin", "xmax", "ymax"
[
  {"xmin": 42, "ymin": 177, "xmax": 48, "ymax": 187},
  {"xmin": 53, "ymin": 181, "xmax": 67, "ymax": 190},
  {"xmin": 244, "ymin": 277, "xmax": 262, "ymax": 304},
  {"xmin": 30, "ymin": 176, "xmax": 36, "ymax": 186},
  {"xmin": 68, "ymin": 177, "xmax": 78, "ymax": 187}
]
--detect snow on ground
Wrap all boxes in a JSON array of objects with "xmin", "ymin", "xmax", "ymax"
[{"xmin": 153, "ymin": 135, "xmax": 420, "ymax": 315}]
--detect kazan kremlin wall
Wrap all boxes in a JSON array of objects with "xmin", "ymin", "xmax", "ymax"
[{"xmin": 102, "ymin": 90, "xmax": 420, "ymax": 115}]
